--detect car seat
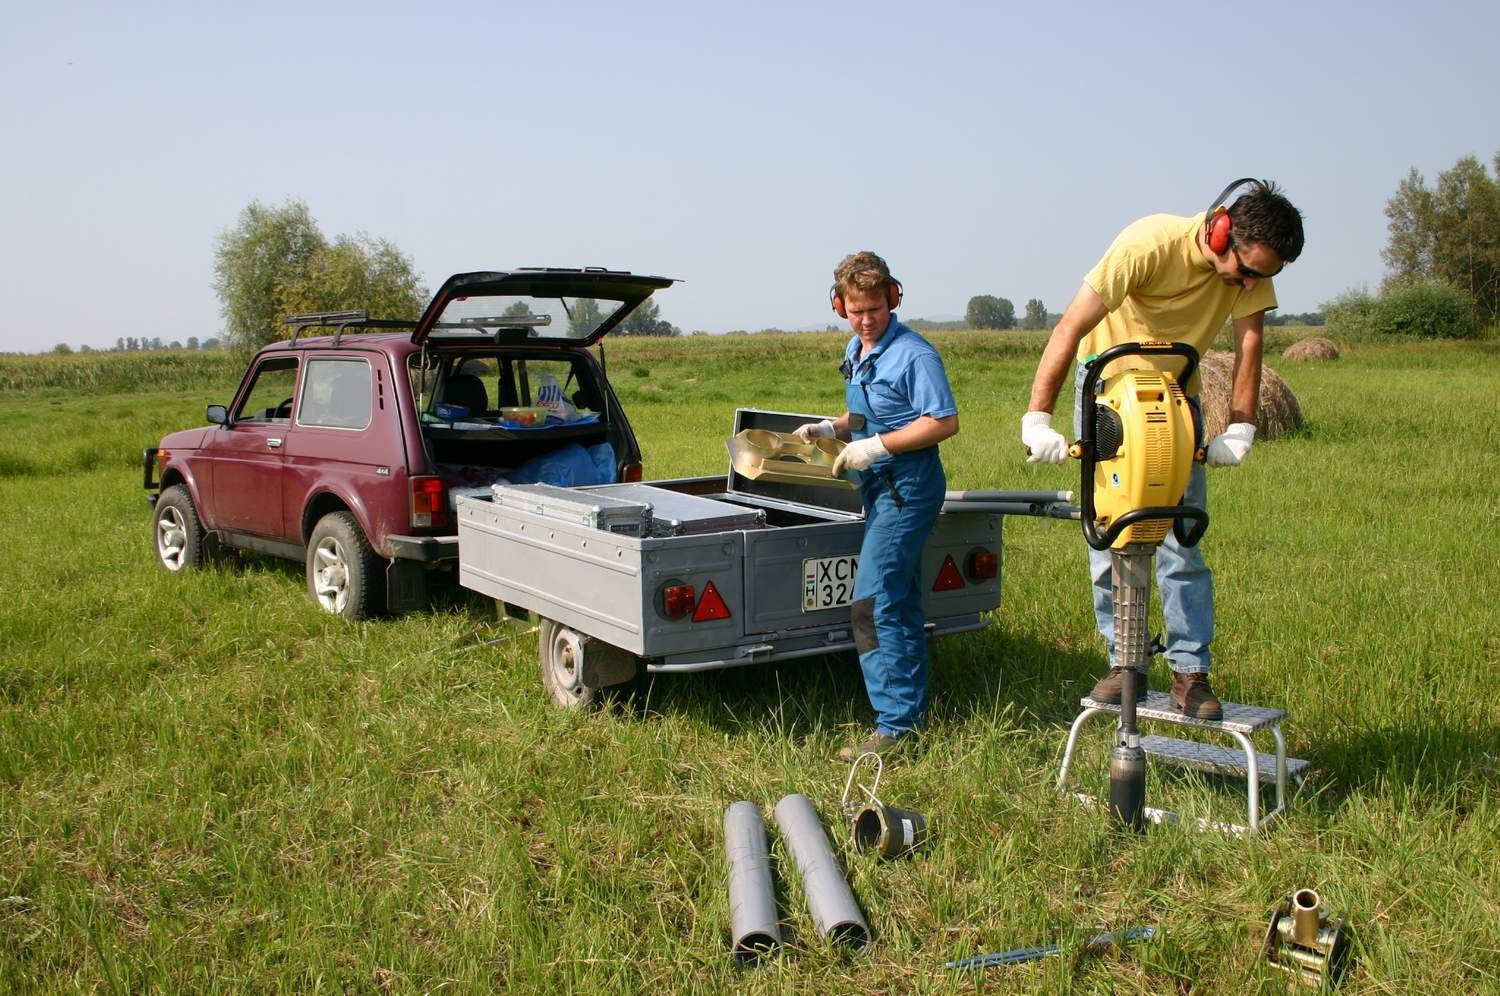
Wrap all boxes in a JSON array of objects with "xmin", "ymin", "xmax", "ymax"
[{"xmin": 442, "ymin": 373, "xmax": 489, "ymax": 415}]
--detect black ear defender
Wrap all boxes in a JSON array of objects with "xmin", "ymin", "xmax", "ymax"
[
  {"xmin": 1206, "ymin": 178, "xmax": 1263, "ymax": 256},
  {"xmin": 830, "ymin": 279, "xmax": 904, "ymax": 318}
]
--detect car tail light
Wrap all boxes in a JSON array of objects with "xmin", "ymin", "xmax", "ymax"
[
  {"xmin": 623, "ymin": 461, "xmax": 644, "ymax": 483},
  {"xmin": 967, "ymin": 549, "xmax": 999, "ymax": 581},
  {"xmin": 658, "ymin": 580, "xmax": 696, "ymax": 619},
  {"xmin": 932, "ymin": 554, "xmax": 966, "ymax": 591},
  {"xmin": 410, "ymin": 476, "xmax": 447, "ymax": 528},
  {"xmin": 692, "ymin": 580, "xmax": 731, "ymax": 622}
]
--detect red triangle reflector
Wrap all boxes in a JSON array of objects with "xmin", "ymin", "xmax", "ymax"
[
  {"xmin": 932, "ymin": 554, "xmax": 966, "ymax": 591},
  {"xmin": 693, "ymin": 580, "xmax": 732, "ymax": 621}
]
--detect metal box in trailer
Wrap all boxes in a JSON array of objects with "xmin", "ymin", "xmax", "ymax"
[{"xmin": 457, "ymin": 408, "xmax": 1054, "ymax": 708}]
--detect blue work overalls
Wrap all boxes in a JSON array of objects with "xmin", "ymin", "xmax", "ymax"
[{"xmin": 845, "ymin": 338, "xmax": 948, "ymax": 739}]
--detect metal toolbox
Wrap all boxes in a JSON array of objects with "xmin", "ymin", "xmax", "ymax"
[
  {"xmin": 489, "ymin": 482, "xmax": 653, "ymax": 536},
  {"xmin": 580, "ymin": 483, "xmax": 766, "ymax": 537}
]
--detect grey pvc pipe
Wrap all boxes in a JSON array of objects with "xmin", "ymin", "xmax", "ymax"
[
  {"xmin": 724, "ymin": 801, "xmax": 781, "ymax": 964},
  {"xmin": 945, "ymin": 489, "xmax": 1074, "ymax": 503},
  {"xmin": 773, "ymin": 793, "xmax": 870, "ymax": 949},
  {"xmin": 940, "ymin": 500, "xmax": 1081, "ymax": 520}
]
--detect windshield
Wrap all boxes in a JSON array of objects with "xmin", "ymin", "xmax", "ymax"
[{"xmin": 426, "ymin": 293, "xmax": 632, "ymax": 342}]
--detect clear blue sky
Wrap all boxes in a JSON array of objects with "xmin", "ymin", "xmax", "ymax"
[{"xmin": 3, "ymin": 0, "xmax": 1497, "ymax": 352}]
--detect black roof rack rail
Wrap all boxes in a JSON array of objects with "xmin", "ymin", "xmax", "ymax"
[{"xmin": 282, "ymin": 310, "xmax": 419, "ymax": 347}]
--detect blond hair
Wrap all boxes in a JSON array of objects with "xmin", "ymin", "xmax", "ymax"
[{"xmin": 833, "ymin": 251, "xmax": 895, "ymax": 297}]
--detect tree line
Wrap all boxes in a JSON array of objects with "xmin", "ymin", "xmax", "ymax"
[{"xmin": 1335, "ymin": 150, "xmax": 1500, "ymax": 339}]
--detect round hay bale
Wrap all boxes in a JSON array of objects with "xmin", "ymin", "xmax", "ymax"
[
  {"xmin": 1282, "ymin": 336, "xmax": 1339, "ymax": 362},
  {"xmin": 1197, "ymin": 350, "xmax": 1302, "ymax": 440}
]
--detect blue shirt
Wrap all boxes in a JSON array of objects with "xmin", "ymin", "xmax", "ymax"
[{"xmin": 843, "ymin": 317, "xmax": 958, "ymax": 431}]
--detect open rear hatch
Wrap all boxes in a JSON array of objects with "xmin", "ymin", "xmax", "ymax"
[{"xmin": 411, "ymin": 268, "xmax": 677, "ymax": 348}]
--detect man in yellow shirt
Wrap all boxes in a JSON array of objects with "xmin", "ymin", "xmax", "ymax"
[{"xmin": 1021, "ymin": 179, "xmax": 1305, "ymax": 719}]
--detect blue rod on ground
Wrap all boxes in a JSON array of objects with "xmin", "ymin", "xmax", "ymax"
[
  {"xmin": 773, "ymin": 793, "xmax": 870, "ymax": 950},
  {"xmin": 946, "ymin": 926, "xmax": 1156, "ymax": 970},
  {"xmin": 723, "ymin": 801, "xmax": 782, "ymax": 965}
]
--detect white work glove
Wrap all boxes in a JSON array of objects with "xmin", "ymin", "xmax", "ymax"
[
  {"xmin": 1206, "ymin": 422, "xmax": 1257, "ymax": 467},
  {"xmin": 792, "ymin": 419, "xmax": 837, "ymax": 442},
  {"xmin": 832, "ymin": 434, "xmax": 889, "ymax": 475},
  {"xmin": 1021, "ymin": 411, "xmax": 1069, "ymax": 464}
]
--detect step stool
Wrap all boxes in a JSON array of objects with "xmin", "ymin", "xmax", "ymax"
[{"xmin": 1056, "ymin": 690, "xmax": 1310, "ymax": 835}]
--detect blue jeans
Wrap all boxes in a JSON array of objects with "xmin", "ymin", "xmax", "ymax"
[
  {"xmin": 1073, "ymin": 363, "xmax": 1213, "ymax": 675},
  {"xmin": 850, "ymin": 450, "xmax": 946, "ymax": 737}
]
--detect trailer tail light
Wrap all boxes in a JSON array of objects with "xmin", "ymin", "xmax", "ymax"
[
  {"xmin": 658, "ymin": 580, "xmax": 696, "ymax": 620},
  {"xmin": 932, "ymin": 554, "xmax": 966, "ymax": 592},
  {"xmin": 623, "ymin": 462, "xmax": 644, "ymax": 483},
  {"xmin": 410, "ymin": 476, "xmax": 447, "ymax": 528},
  {"xmin": 692, "ymin": 581, "xmax": 731, "ymax": 622},
  {"xmin": 967, "ymin": 548, "xmax": 999, "ymax": 581}
]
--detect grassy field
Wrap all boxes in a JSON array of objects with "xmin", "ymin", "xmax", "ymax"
[{"xmin": 1, "ymin": 331, "xmax": 1497, "ymax": 993}]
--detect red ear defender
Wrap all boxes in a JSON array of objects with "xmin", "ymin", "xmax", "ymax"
[
  {"xmin": 887, "ymin": 280, "xmax": 904, "ymax": 310},
  {"xmin": 1208, "ymin": 207, "xmax": 1233, "ymax": 255},
  {"xmin": 830, "ymin": 287, "xmax": 846, "ymax": 318}
]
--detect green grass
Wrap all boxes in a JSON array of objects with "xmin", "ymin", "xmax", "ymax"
[{"xmin": 1, "ymin": 333, "xmax": 1497, "ymax": 992}]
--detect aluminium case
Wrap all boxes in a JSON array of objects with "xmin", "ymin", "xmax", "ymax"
[
  {"xmin": 489, "ymin": 482, "xmax": 652, "ymax": 537},
  {"xmin": 580, "ymin": 483, "xmax": 766, "ymax": 536}
]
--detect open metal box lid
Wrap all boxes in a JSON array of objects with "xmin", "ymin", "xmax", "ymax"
[{"xmin": 727, "ymin": 408, "xmax": 862, "ymax": 515}]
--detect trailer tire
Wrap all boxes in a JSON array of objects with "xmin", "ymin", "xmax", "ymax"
[{"xmin": 538, "ymin": 618, "xmax": 637, "ymax": 709}]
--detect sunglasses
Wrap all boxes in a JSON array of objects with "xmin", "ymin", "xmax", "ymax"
[{"xmin": 1231, "ymin": 243, "xmax": 1283, "ymax": 281}]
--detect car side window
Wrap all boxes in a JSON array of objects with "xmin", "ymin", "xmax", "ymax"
[
  {"xmin": 299, "ymin": 357, "xmax": 373, "ymax": 429},
  {"xmin": 235, "ymin": 357, "xmax": 299, "ymax": 424}
]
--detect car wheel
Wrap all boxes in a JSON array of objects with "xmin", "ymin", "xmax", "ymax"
[
  {"xmin": 538, "ymin": 618, "xmax": 638, "ymax": 709},
  {"xmin": 153, "ymin": 484, "xmax": 217, "ymax": 573},
  {"xmin": 306, "ymin": 511, "xmax": 383, "ymax": 620}
]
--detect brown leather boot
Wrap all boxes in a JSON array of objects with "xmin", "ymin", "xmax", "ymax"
[
  {"xmin": 1090, "ymin": 667, "xmax": 1149, "ymax": 704},
  {"xmin": 836, "ymin": 732, "xmax": 904, "ymax": 762},
  {"xmin": 1170, "ymin": 671, "xmax": 1223, "ymax": 721}
]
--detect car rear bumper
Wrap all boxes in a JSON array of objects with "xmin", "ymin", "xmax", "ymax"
[{"xmin": 388, "ymin": 533, "xmax": 459, "ymax": 563}]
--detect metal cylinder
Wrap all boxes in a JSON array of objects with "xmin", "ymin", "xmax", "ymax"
[
  {"xmin": 944, "ymin": 489, "xmax": 1074, "ymax": 503},
  {"xmin": 1291, "ymin": 889, "xmax": 1322, "ymax": 947},
  {"xmin": 724, "ymin": 801, "xmax": 781, "ymax": 964},
  {"xmin": 774, "ymin": 793, "xmax": 871, "ymax": 949},
  {"xmin": 851, "ymin": 802, "xmax": 929, "ymax": 859},
  {"xmin": 1109, "ymin": 743, "xmax": 1147, "ymax": 832}
]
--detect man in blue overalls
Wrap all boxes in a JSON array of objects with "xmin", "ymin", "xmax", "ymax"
[{"xmin": 794, "ymin": 251, "xmax": 960, "ymax": 761}]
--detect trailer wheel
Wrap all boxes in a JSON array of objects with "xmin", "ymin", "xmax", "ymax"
[{"xmin": 538, "ymin": 618, "xmax": 637, "ymax": 709}]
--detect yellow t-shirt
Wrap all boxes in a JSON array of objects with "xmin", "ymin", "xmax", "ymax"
[{"xmin": 1078, "ymin": 212, "xmax": 1277, "ymax": 393}]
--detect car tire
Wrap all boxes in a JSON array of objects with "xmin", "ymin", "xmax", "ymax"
[
  {"xmin": 306, "ymin": 511, "xmax": 383, "ymax": 621},
  {"xmin": 538, "ymin": 618, "xmax": 638, "ymax": 709},
  {"xmin": 153, "ymin": 484, "xmax": 218, "ymax": 573}
]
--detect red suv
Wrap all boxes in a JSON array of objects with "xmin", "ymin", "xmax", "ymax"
[{"xmin": 144, "ymin": 268, "xmax": 674, "ymax": 619}]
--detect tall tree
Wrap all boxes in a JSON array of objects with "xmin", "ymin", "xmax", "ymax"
[
  {"xmin": 277, "ymin": 234, "xmax": 427, "ymax": 327},
  {"xmin": 965, "ymin": 294, "xmax": 1015, "ymax": 330},
  {"xmin": 1382, "ymin": 168, "xmax": 1434, "ymax": 284},
  {"xmin": 567, "ymin": 298, "xmax": 604, "ymax": 338},
  {"xmin": 1023, "ymin": 298, "xmax": 1048, "ymax": 330},
  {"xmin": 213, "ymin": 200, "xmax": 325, "ymax": 357},
  {"xmin": 1382, "ymin": 154, "xmax": 1500, "ymax": 321},
  {"xmin": 617, "ymin": 297, "xmax": 680, "ymax": 336}
]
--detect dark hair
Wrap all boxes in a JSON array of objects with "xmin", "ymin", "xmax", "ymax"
[{"xmin": 1230, "ymin": 181, "xmax": 1305, "ymax": 263}]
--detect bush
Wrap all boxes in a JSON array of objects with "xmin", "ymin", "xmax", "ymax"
[
  {"xmin": 1323, "ymin": 281, "xmax": 1480, "ymax": 340},
  {"xmin": 1378, "ymin": 280, "xmax": 1481, "ymax": 339}
]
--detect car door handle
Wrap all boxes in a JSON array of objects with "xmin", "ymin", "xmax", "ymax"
[{"xmin": 267, "ymin": 437, "xmax": 283, "ymax": 449}]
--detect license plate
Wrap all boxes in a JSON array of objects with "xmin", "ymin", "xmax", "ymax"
[{"xmin": 803, "ymin": 555, "xmax": 859, "ymax": 611}]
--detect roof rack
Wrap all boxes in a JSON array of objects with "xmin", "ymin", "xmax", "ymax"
[{"xmin": 283, "ymin": 310, "xmax": 419, "ymax": 347}]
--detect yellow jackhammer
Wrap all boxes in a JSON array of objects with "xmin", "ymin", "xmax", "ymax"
[{"xmin": 1072, "ymin": 341, "xmax": 1208, "ymax": 831}]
